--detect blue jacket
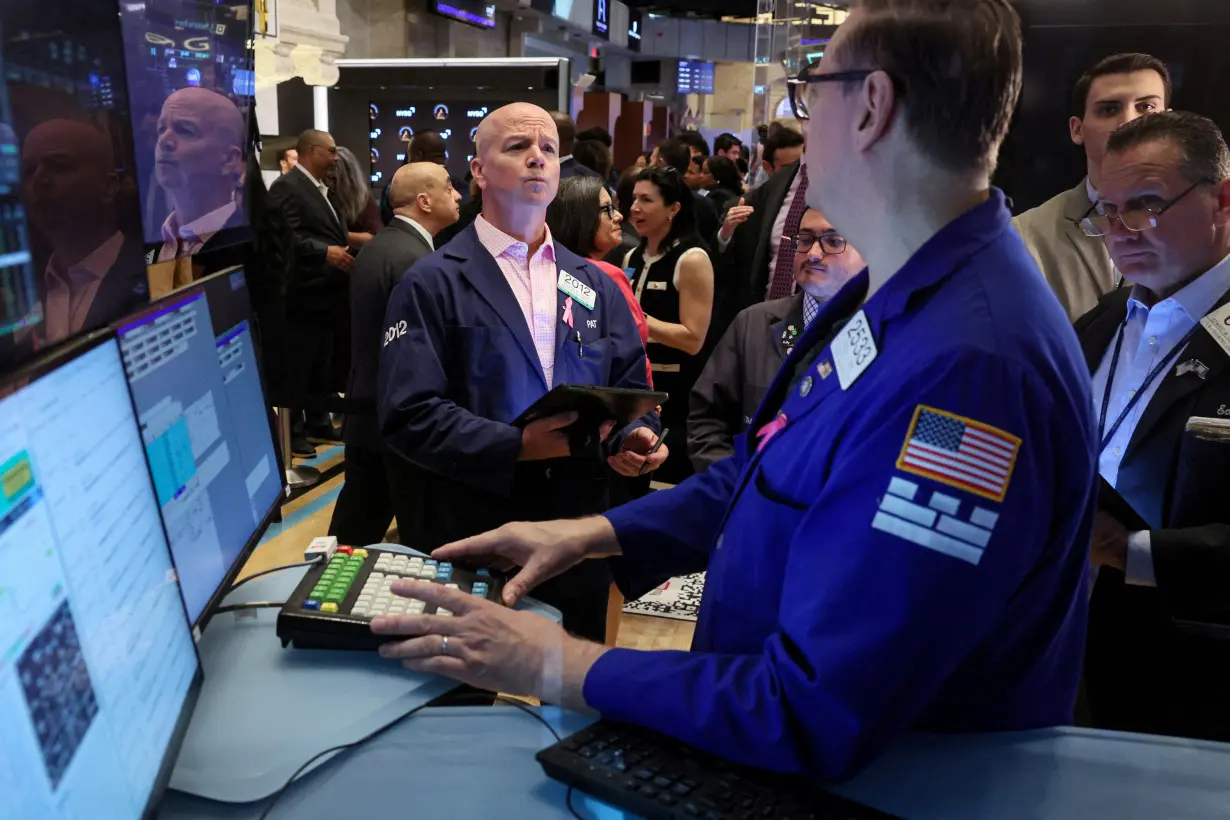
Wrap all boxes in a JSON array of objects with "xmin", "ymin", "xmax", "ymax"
[
  {"xmin": 378, "ymin": 223, "xmax": 654, "ymax": 552},
  {"xmin": 586, "ymin": 190, "xmax": 1097, "ymax": 779}
]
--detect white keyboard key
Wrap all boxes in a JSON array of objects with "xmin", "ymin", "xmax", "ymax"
[
  {"xmin": 445, "ymin": 583, "xmax": 460, "ymax": 590},
  {"xmin": 436, "ymin": 609, "xmax": 452, "ymax": 617},
  {"xmin": 408, "ymin": 601, "xmax": 426, "ymax": 613}
]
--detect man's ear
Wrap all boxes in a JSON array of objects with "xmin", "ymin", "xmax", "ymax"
[
  {"xmin": 1214, "ymin": 178, "xmax": 1230, "ymax": 227},
  {"xmin": 1070, "ymin": 116, "xmax": 1085, "ymax": 147},
  {"xmin": 850, "ymin": 70, "xmax": 899, "ymax": 155}
]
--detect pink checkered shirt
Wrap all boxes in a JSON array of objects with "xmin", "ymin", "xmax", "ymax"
[{"xmin": 474, "ymin": 215, "xmax": 560, "ymax": 387}]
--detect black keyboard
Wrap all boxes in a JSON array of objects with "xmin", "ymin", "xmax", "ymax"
[{"xmin": 536, "ymin": 720, "xmax": 900, "ymax": 820}]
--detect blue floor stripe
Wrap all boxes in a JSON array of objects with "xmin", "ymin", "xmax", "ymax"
[
  {"xmin": 296, "ymin": 444, "xmax": 343, "ymax": 468},
  {"xmin": 260, "ymin": 483, "xmax": 344, "ymax": 545}
]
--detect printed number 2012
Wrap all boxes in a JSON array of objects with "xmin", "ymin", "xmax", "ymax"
[{"xmin": 384, "ymin": 320, "xmax": 408, "ymax": 346}]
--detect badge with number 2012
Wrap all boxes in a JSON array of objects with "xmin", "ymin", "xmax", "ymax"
[{"xmin": 830, "ymin": 310, "xmax": 877, "ymax": 390}]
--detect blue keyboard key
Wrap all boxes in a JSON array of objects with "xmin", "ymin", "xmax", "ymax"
[
  {"xmin": 476, "ymin": 568, "xmax": 490, "ymax": 577},
  {"xmin": 439, "ymin": 562, "xmax": 453, "ymax": 570},
  {"xmin": 304, "ymin": 600, "xmax": 321, "ymax": 610},
  {"xmin": 425, "ymin": 560, "xmax": 439, "ymax": 567}
]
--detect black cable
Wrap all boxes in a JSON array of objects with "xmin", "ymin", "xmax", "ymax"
[
  {"xmin": 257, "ymin": 693, "xmax": 568, "ymax": 820},
  {"xmin": 212, "ymin": 601, "xmax": 286, "ymax": 615},
  {"xmin": 228, "ymin": 557, "xmax": 323, "ymax": 596}
]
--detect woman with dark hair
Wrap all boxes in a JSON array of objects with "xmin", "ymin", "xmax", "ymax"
[
  {"xmin": 624, "ymin": 165, "xmax": 714, "ymax": 484},
  {"xmin": 546, "ymin": 176, "xmax": 652, "ymax": 391},
  {"xmin": 604, "ymin": 166, "xmax": 642, "ymax": 267},
  {"xmin": 703, "ymin": 155, "xmax": 743, "ymax": 217},
  {"xmin": 333, "ymin": 146, "xmax": 382, "ymax": 248}
]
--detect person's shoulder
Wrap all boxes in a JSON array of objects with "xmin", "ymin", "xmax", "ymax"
[{"xmin": 1012, "ymin": 181, "xmax": 1085, "ymax": 235}]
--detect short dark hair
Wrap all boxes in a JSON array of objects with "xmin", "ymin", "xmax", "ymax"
[
  {"xmin": 410, "ymin": 130, "xmax": 447, "ymax": 163},
  {"xmin": 276, "ymin": 147, "xmax": 295, "ymax": 163},
  {"xmin": 1072, "ymin": 53, "xmax": 1172, "ymax": 119},
  {"xmin": 1107, "ymin": 110, "xmax": 1230, "ymax": 184},
  {"xmin": 296, "ymin": 128, "xmax": 331, "ymax": 153},
  {"xmin": 714, "ymin": 133, "xmax": 741, "ymax": 154},
  {"xmin": 547, "ymin": 176, "xmax": 607, "ymax": 259},
  {"xmin": 551, "ymin": 111, "xmax": 577, "ymax": 155},
  {"xmin": 654, "ymin": 138, "xmax": 692, "ymax": 176},
  {"xmin": 577, "ymin": 126, "xmax": 613, "ymax": 147},
  {"xmin": 763, "ymin": 128, "xmax": 804, "ymax": 169},
  {"xmin": 616, "ymin": 166, "xmax": 640, "ymax": 222},
  {"xmin": 832, "ymin": 0, "xmax": 1023, "ymax": 175},
  {"xmin": 573, "ymin": 139, "xmax": 612, "ymax": 180},
  {"xmin": 635, "ymin": 165, "xmax": 700, "ymax": 250},
  {"xmin": 676, "ymin": 130, "xmax": 710, "ymax": 156},
  {"xmin": 705, "ymin": 155, "xmax": 742, "ymax": 195}
]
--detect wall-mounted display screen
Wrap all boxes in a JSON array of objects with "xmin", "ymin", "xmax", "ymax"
[
  {"xmin": 432, "ymin": 0, "xmax": 497, "ymax": 30},
  {"xmin": 592, "ymin": 0, "xmax": 610, "ymax": 39},
  {"xmin": 627, "ymin": 10, "xmax": 643, "ymax": 53},
  {"xmin": 677, "ymin": 61, "xmax": 715, "ymax": 94},
  {"xmin": 368, "ymin": 99, "xmax": 515, "ymax": 187}
]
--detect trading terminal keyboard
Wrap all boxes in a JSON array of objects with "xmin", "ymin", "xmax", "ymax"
[
  {"xmin": 537, "ymin": 720, "xmax": 900, "ymax": 820},
  {"xmin": 276, "ymin": 548, "xmax": 505, "ymax": 650}
]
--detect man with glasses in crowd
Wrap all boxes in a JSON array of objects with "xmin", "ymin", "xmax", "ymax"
[
  {"xmin": 367, "ymin": 0, "xmax": 1097, "ymax": 781},
  {"xmin": 1073, "ymin": 110, "xmax": 1230, "ymax": 742},
  {"xmin": 687, "ymin": 207, "xmax": 865, "ymax": 472}
]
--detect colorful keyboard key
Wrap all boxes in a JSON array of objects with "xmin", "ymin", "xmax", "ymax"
[
  {"xmin": 304, "ymin": 600, "xmax": 321, "ymax": 610},
  {"xmin": 320, "ymin": 602, "xmax": 338, "ymax": 613},
  {"xmin": 353, "ymin": 548, "xmax": 369, "ymax": 557}
]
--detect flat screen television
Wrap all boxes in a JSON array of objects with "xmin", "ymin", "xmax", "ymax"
[{"xmin": 677, "ymin": 61, "xmax": 715, "ymax": 95}]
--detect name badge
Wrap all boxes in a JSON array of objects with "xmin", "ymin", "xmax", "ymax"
[
  {"xmin": 558, "ymin": 271, "xmax": 596, "ymax": 310},
  {"xmin": 646, "ymin": 281, "xmax": 668, "ymax": 291},
  {"xmin": 830, "ymin": 309, "xmax": 878, "ymax": 390},
  {"xmin": 1200, "ymin": 302, "xmax": 1230, "ymax": 358}
]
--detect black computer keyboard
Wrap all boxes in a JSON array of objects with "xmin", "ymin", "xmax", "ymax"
[{"xmin": 537, "ymin": 720, "xmax": 900, "ymax": 820}]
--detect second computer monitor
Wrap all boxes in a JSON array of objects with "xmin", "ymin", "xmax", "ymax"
[{"xmin": 115, "ymin": 267, "xmax": 283, "ymax": 628}]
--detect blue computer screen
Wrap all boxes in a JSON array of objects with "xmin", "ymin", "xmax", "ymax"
[
  {"xmin": 115, "ymin": 271, "xmax": 281, "ymax": 626},
  {"xmin": 0, "ymin": 338, "xmax": 200, "ymax": 818}
]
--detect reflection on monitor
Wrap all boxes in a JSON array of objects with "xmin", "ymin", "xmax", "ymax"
[
  {"xmin": 116, "ymin": 270, "xmax": 282, "ymax": 627},
  {"xmin": 0, "ymin": 335, "xmax": 200, "ymax": 819},
  {"xmin": 119, "ymin": 0, "xmax": 254, "ymax": 260}
]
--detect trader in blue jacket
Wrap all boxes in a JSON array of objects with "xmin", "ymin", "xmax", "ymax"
[
  {"xmin": 377, "ymin": 103, "xmax": 663, "ymax": 641},
  {"xmin": 372, "ymin": 0, "xmax": 1097, "ymax": 779}
]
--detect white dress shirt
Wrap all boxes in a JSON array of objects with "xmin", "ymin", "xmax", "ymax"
[
  {"xmin": 1092, "ymin": 251, "xmax": 1230, "ymax": 585},
  {"xmin": 295, "ymin": 163, "xmax": 341, "ymax": 226},
  {"xmin": 44, "ymin": 231, "xmax": 126, "ymax": 344},
  {"xmin": 156, "ymin": 199, "xmax": 238, "ymax": 262},
  {"xmin": 394, "ymin": 215, "xmax": 434, "ymax": 250}
]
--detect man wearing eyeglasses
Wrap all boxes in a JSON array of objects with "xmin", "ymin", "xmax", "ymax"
[
  {"xmin": 1074, "ymin": 110, "xmax": 1230, "ymax": 742},
  {"xmin": 688, "ymin": 208, "xmax": 865, "ymax": 472}
]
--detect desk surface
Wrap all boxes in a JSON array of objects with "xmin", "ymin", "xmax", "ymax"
[{"xmin": 161, "ymin": 705, "xmax": 1230, "ymax": 820}]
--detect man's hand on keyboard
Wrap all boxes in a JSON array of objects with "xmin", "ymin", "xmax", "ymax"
[{"xmin": 432, "ymin": 517, "xmax": 622, "ymax": 606}]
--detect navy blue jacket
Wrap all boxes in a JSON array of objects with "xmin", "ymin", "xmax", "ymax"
[
  {"xmin": 378, "ymin": 223, "xmax": 654, "ymax": 554},
  {"xmin": 586, "ymin": 190, "xmax": 1097, "ymax": 779}
]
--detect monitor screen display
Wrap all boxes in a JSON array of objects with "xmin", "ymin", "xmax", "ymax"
[
  {"xmin": 592, "ymin": 0, "xmax": 610, "ymax": 39},
  {"xmin": 368, "ymin": 99, "xmax": 516, "ymax": 188},
  {"xmin": 0, "ymin": 335, "xmax": 200, "ymax": 819},
  {"xmin": 677, "ymin": 60, "xmax": 715, "ymax": 95},
  {"xmin": 431, "ymin": 0, "xmax": 497, "ymax": 30},
  {"xmin": 119, "ymin": 0, "xmax": 254, "ymax": 261},
  {"xmin": 115, "ymin": 270, "xmax": 282, "ymax": 627}
]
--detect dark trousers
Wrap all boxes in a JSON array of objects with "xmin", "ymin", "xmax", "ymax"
[
  {"xmin": 287, "ymin": 310, "xmax": 335, "ymax": 430},
  {"xmin": 328, "ymin": 446, "xmax": 422, "ymax": 547}
]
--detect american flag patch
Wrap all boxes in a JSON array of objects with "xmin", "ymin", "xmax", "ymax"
[{"xmin": 896, "ymin": 406, "xmax": 1021, "ymax": 503}]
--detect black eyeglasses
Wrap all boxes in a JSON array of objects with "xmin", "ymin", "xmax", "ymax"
[
  {"xmin": 786, "ymin": 70, "xmax": 880, "ymax": 121},
  {"xmin": 1078, "ymin": 177, "xmax": 1214, "ymax": 237},
  {"xmin": 791, "ymin": 230, "xmax": 847, "ymax": 255},
  {"xmin": 598, "ymin": 203, "xmax": 618, "ymax": 219}
]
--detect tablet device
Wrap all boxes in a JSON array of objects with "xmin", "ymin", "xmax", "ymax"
[
  {"xmin": 513, "ymin": 384, "xmax": 668, "ymax": 428},
  {"xmin": 1098, "ymin": 476, "xmax": 1150, "ymax": 531}
]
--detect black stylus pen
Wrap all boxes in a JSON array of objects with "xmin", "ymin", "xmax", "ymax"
[
  {"xmin": 575, "ymin": 330, "xmax": 583, "ymax": 358},
  {"xmin": 638, "ymin": 428, "xmax": 669, "ymax": 476}
]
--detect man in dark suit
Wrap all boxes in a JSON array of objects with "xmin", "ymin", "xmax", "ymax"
[
  {"xmin": 551, "ymin": 111, "xmax": 602, "ymax": 181},
  {"xmin": 328, "ymin": 162, "xmax": 461, "ymax": 545},
  {"xmin": 268, "ymin": 129, "xmax": 354, "ymax": 452},
  {"xmin": 1077, "ymin": 111, "xmax": 1230, "ymax": 742},
  {"xmin": 688, "ymin": 207, "xmax": 865, "ymax": 472}
]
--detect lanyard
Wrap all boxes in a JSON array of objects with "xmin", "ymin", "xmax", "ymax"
[{"xmin": 1098, "ymin": 321, "xmax": 1200, "ymax": 452}]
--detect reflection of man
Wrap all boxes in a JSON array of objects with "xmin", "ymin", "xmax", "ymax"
[
  {"xmin": 277, "ymin": 147, "xmax": 298, "ymax": 175},
  {"xmin": 377, "ymin": 103, "xmax": 660, "ymax": 641},
  {"xmin": 21, "ymin": 120, "xmax": 147, "ymax": 344},
  {"xmin": 689, "ymin": 208, "xmax": 866, "ymax": 471},
  {"xmin": 154, "ymin": 87, "xmax": 246, "ymax": 261},
  {"xmin": 329, "ymin": 163, "xmax": 462, "ymax": 546}
]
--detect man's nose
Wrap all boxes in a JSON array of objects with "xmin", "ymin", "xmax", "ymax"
[{"xmin": 525, "ymin": 145, "xmax": 546, "ymax": 166}]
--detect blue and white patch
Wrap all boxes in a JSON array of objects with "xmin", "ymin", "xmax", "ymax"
[{"xmin": 870, "ymin": 476, "xmax": 999, "ymax": 565}]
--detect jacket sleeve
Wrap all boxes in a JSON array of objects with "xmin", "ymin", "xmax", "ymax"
[
  {"xmin": 688, "ymin": 313, "xmax": 745, "ymax": 472},
  {"xmin": 268, "ymin": 180, "xmax": 329, "ymax": 279},
  {"xmin": 585, "ymin": 350, "xmax": 1092, "ymax": 780},
  {"xmin": 378, "ymin": 266, "xmax": 523, "ymax": 497},
  {"xmin": 1150, "ymin": 525, "xmax": 1230, "ymax": 618}
]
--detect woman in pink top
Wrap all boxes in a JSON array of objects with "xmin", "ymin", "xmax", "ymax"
[{"xmin": 546, "ymin": 176, "xmax": 653, "ymax": 387}]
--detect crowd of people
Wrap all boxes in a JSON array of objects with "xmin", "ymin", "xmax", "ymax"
[{"xmin": 250, "ymin": 0, "xmax": 1229, "ymax": 781}]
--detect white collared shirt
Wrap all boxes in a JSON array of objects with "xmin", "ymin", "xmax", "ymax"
[
  {"xmin": 1092, "ymin": 251, "xmax": 1230, "ymax": 584},
  {"xmin": 157, "ymin": 199, "xmax": 238, "ymax": 262},
  {"xmin": 296, "ymin": 163, "xmax": 340, "ymax": 225},
  {"xmin": 44, "ymin": 231, "xmax": 126, "ymax": 344},
  {"xmin": 394, "ymin": 215, "xmax": 434, "ymax": 250}
]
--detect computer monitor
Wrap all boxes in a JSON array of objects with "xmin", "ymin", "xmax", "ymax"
[
  {"xmin": 114, "ymin": 268, "xmax": 284, "ymax": 629},
  {"xmin": 0, "ymin": 332, "xmax": 201, "ymax": 819}
]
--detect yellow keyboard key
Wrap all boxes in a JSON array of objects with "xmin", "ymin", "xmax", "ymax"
[{"xmin": 320, "ymin": 602, "xmax": 338, "ymax": 613}]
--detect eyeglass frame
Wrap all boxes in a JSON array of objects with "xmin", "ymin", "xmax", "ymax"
[
  {"xmin": 789, "ymin": 230, "xmax": 848, "ymax": 256},
  {"xmin": 786, "ymin": 69, "xmax": 888, "ymax": 121},
  {"xmin": 1076, "ymin": 177, "xmax": 1215, "ymax": 237},
  {"xmin": 598, "ymin": 202, "xmax": 618, "ymax": 219}
]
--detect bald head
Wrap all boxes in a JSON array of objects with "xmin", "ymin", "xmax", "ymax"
[
  {"xmin": 389, "ymin": 161, "xmax": 460, "ymax": 235},
  {"xmin": 296, "ymin": 128, "xmax": 338, "ymax": 179},
  {"xmin": 155, "ymin": 88, "xmax": 245, "ymax": 219},
  {"xmin": 550, "ymin": 111, "xmax": 576, "ymax": 156},
  {"xmin": 22, "ymin": 119, "xmax": 119, "ymax": 233},
  {"xmin": 472, "ymin": 103, "xmax": 560, "ymax": 236}
]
